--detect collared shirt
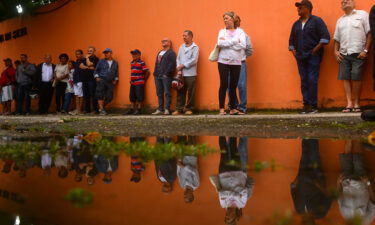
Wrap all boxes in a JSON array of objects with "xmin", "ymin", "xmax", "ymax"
[
  {"xmin": 130, "ymin": 59, "xmax": 148, "ymax": 85},
  {"xmin": 41, "ymin": 63, "xmax": 53, "ymax": 82},
  {"xmin": 289, "ymin": 15, "xmax": 330, "ymax": 58},
  {"xmin": 177, "ymin": 156, "xmax": 200, "ymax": 190},
  {"xmin": 176, "ymin": 42, "xmax": 199, "ymax": 77},
  {"xmin": 334, "ymin": 9, "xmax": 371, "ymax": 55}
]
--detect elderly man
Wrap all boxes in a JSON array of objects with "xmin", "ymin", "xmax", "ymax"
[
  {"xmin": 36, "ymin": 54, "xmax": 55, "ymax": 114},
  {"xmin": 94, "ymin": 48, "xmax": 119, "ymax": 116},
  {"xmin": 173, "ymin": 30, "xmax": 199, "ymax": 115},
  {"xmin": 15, "ymin": 54, "xmax": 36, "ymax": 115},
  {"xmin": 152, "ymin": 38, "xmax": 176, "ymax": 115},
  {"xmin": 289, "ymin": 0, "xmax": 330, "ymax": 114},
  {"xmin": 334, "ymin": 0, "xmax": 371, "ymax": 113}
]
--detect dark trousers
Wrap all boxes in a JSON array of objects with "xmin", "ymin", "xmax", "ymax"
[
  {"xmin": 154, "ymin": 76, "xmax": 172, "ymax": 111},
  {"xmin": 55, "ymin": 82, "xmax": 67, "ymax": 112},
  {"xmin": 219, "ymin": 136, "xmax": 243, "ymax": 173},
  {"xmin": 16, "ymin": 84, "xmax": 32, "ymax": 114},
  {"xmin": 218, "ymin": 63, "xmax": 241, "ymax": 109},
  {"xmin": 296, "ymin": 55, "xmax": 321, "ymax": 107},
  {"xmin": 38, "ymin": 81, "xmax": 54, "ymax": 114},
  {"xmin": 176, "ymin": 76, "xmax": 196, "ymax": 112},
  {"xmin": 82, "ymin": 80, "xmax": 98, "ymax": 113}
]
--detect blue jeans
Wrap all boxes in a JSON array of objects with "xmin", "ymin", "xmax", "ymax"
[
  {"xmin": 228, "ymin": 61, "xmax": 247, "ymax": 112},
  {"xmin": 154, "ymin": 76, "xmax": 172, "ymax": 111},
  {"xmin": 238, "ymin": 137, "xmax": 248, "ymax": 171},
  {"xmin": 63, "ymin": 93, "xmax": 73, "ymax": 112},
  {"xmin": 16, "ymin": 84, "xmax": 31, "ymax": 114},
  {"xmin": 296, "ymin": 55, "xmax": 321, "ymax": 107}
]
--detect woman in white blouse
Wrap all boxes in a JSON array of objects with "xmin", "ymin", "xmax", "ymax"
[
  {"xmin": 217, "ymin": 12, "xmax": 247, "ymax": 115},
  {"xmin": 54, "ymin": 53, "xmax": 70, "ymax": 113}
]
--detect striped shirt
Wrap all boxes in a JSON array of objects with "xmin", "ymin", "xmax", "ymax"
[
  {"xmin": 130, "ymin": 59, "xmax": 148, "ymax": 86},
  {"xmin": 131, "ymin": 156, "xmax": 145, "ymax": 173}
]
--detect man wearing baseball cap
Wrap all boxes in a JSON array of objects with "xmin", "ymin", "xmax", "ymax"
[
  {"xmin": 93, "ymin": 48, "xmax": 119, "ymax": 115},
  {"xmin": 289, "ymin": 0, "xmax": 330, "ymax": 114}
]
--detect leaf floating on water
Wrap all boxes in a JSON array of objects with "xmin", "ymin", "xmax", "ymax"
[
  {"xmin": 64, "ymin": 188, "xmax": 93, "ymax": 208},
  {"xmin": 368, "ymin": 131, "xmax": 375, "ymax": 146},
  {"xmin": 84, "ymin": 132, "xmax": 103, "ymax": 144}
]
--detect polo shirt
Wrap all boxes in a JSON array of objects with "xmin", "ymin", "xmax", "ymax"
[
  {"xmin": 130, "ymin": 59, "xmax": 148, "ymax": 86},
  {"xmin": 289, "ymin": 15, "xmax": 330, "ymax": 58}
]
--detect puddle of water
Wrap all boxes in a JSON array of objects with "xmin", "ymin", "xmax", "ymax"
[{"xmin": 0, "ymin": 135, "xmax": 374, "ymax": 225}]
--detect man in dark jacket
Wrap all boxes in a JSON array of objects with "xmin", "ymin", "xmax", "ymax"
[
  {"xmin": 35, "ymin": 54, "xmax": 56, "ymax": 114},
  {"xmin": 80, "ymin": 46, "xmax": 99, "ymax": 114},
  {"xmin": 152, "ymin": 38, "xmax": 176, "ymax": 115},
  {"xmin": 94, "ymin": 48, "xmax": 118, "ymax": 116},
  {"xmin": 289, "ymin": 0, "xmax": 330, "ymax": 114},
  {"xmin": 15, "ymin": 54, "xmax": 36, "ymax": 115}
]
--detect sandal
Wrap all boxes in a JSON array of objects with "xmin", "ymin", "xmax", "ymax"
[
  {"xmin": 229, "ymin": 110, "xmax": 239, "ymax": 115},
  {"xmin": 353, "ymin": 107, "xmax": 362, "ymax": 113},
  {"xmin": 219, "ymin": 110, "xmax": 227, "ymax": 115},
  {"xmin": 342, "ymin": 108, "xmax": 352, "ymax": 113},
  {"xmin": 238, "ymin": 110, "xmax": 246, "ymax": 115}
]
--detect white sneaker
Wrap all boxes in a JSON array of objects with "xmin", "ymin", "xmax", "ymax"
[
  {"xmin": 152, "ymin": 109, "xmax": 163, "ymax": 115},
  {"xmin": 164, "ymin": 109, "xmax": 170, "ymax": 115}
]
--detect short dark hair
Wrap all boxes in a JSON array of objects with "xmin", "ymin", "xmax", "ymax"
[
  {"xmin": 184, "ymin": 30, "xmax": 194, "ymax": 37},
  {"xmin": 75, "ymin": 49, "xmax": 83, "ymax": 54},
  {"xmin": 59, "ymin": 53, "xmax": 69, "ymax": 60},
  {"xmin": 20, "ymin": 54, "xmax": 27, "ymax": 58},
  {"xmin": 58, "ymin": 168, "xmax": 69, "ymax": 178}
]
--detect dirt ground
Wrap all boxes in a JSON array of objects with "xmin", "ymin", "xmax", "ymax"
[{"xmin": 0, "ymin": 112, "xmax": 373, "ymax": 139}]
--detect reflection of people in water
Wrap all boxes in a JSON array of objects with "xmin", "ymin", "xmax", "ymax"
[
  {"xmin": 1, "ymin": 159, "xmax": 14, "ymax": 174},
  {"xmin": 210, "ymin": 136, "xmax": 253, "ymax": 225},
  {"xmin": 155, "ymin": 137, "xmax": 176, "ymax": 194},
  {"xmin": 130, "ymin": 137, "xmax": 146, "ymax": 183},
  {"xmin": 41, "ymin": 149, "xmax": 52, "ymax": 176},
  {"xmin": 176, "ymin": 136, "xmax": 200, "ymax": 203},
  {"xmin": 72, "ymin": 136, "xmax": 98, "ymax": 185},
  {"xmin": 338, "ymin": 140, "xmax": 375, "ymax": 225},
  {"xmin": 55, "ymin": 150, "xmax": 70, "ymax": 179},
  {"xmin": 95, "ymin": 155, "xmax": 119, "ymax": 184},
  {"xmin": 291, "ymin": 139, "xmax": 332, "ymax": 225}
]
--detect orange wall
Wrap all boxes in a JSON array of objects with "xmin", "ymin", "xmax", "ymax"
[{"xmin": 0, "ymin": 0, "xmax": 374, "ymax": 110}]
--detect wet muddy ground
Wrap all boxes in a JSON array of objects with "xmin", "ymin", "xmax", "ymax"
[{"xmin": 0, "ymin": 112, "xmax": 373, "ymax": 139}]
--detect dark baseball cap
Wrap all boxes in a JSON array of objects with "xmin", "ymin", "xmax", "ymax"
[
  {"xmin": 295, "ymin": 0, "xmax": 313, "ymax": 9},
  {"xmin": 102, "ymin": 48, "xmax": 112, "ymax": 53},
  {"xmin": 130, "ymin": 49, "xmax": 141, "ymax": 55}
]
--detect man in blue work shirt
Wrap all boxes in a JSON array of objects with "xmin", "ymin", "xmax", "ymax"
[{"xmin": 289, "ymin": 0, "xmax": 330, "ymax": 114}]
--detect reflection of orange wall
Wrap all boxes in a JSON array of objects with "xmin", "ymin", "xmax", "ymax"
[
  {"xmin": 1, "ymin": 138, "xmax": 375, "ymax": 224},
  {"xmin": 0, "ymin": 0, "xmax": 374, "ymax": 110}
]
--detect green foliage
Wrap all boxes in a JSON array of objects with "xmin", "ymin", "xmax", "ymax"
[{"xmin": 64, "ymin": 188, "xmax": 93, "ymax": 208}]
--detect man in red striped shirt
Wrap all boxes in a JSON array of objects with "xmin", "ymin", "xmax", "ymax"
[{"xmin": 125, "ymin": 49, "xmax": 149, "ymax": 115}]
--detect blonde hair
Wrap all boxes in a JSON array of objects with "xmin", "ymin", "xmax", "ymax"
[{"xmin": 223, "ymin": 11, "xmax": 240, "ymax": 28}]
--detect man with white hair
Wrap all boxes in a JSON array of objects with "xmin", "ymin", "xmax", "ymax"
[{"xmin": 334, "ymin": 0, "xmax": 372, "ymax": 113}]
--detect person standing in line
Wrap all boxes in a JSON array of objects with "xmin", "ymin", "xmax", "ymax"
[
  {"xmin": 36, "ymin": 54, "xmax": 55, "ymax": 114},
  {"xmin": 94, "ymin": 48, "xmax": 119, "ymax": 115},
  {"xmin": 370, "ymin": 5, "xmax": 375, "ymax": 85},
  {"xmin": 289, "ymin": 0, "xmax": 330, "ymax": 114},
  {"xmin": 54, "ymin": 53, "xmax": 70, "ymax": 114},
  {"xmin": 334, "ymin": 0, "xmax": 371, "ymax": 113},
  {"xmin": 63, "ymin": 60, "xmax": 75, "ymax": 113},
  {"xmin": 217, "ymin": 12, "xmax": 246, "ymax": 115},
  {"xmin": 125, "ymin": 49, "xmax": 149, "ymax": 115},
  {"xmin": 229, "ymin": 16, "xmax": 253, "ymax": 115},
  {"xmin": 152, "ymin": 38, "xmax": 177, "ymax": 115},
  {"xmin": 173, "ymin": 30, "xmax": 199, "ymax": 115},
  {"xmin": 0, "ymin": 58, "xmax": 16, "ymax": 115},
  {"xmin": 80, "ymin": 46, "xmax": 99, "ymax": 114},
  {"xmin": 15, "ymin": 54, "xmax": 36, "ymax": 115},
  {"xmin": 69, "ymin": 50, "xmax": 85, "ymax": 115}
]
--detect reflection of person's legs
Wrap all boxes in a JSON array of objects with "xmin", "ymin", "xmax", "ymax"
[
  {"xmin": 238, "ymin": 137, "xmax": 248, "ymax": 171},
  {"xmin": 219, "ymin": 136, "xmax": 241, "ymax": 173}
]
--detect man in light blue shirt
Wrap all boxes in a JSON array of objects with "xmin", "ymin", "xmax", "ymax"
[{"xmin": 173, "ymin": 30, "xmax": 199, "ymax": 115}]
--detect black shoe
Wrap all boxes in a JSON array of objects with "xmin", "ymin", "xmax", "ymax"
[
  {"xmin": 299, "ymin": 105, "xmax": 310, "ymax": 114},
  {"xmin": 125, "ymin": 109, "xmax": 135, "ymax": 115},
  {"xmin": 308, "ymin": 107, "xmax": 318, "ymax": 114},
  {"xmin": 133, "ymin": 110, "xmax": 141, "ymax": 115}
]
